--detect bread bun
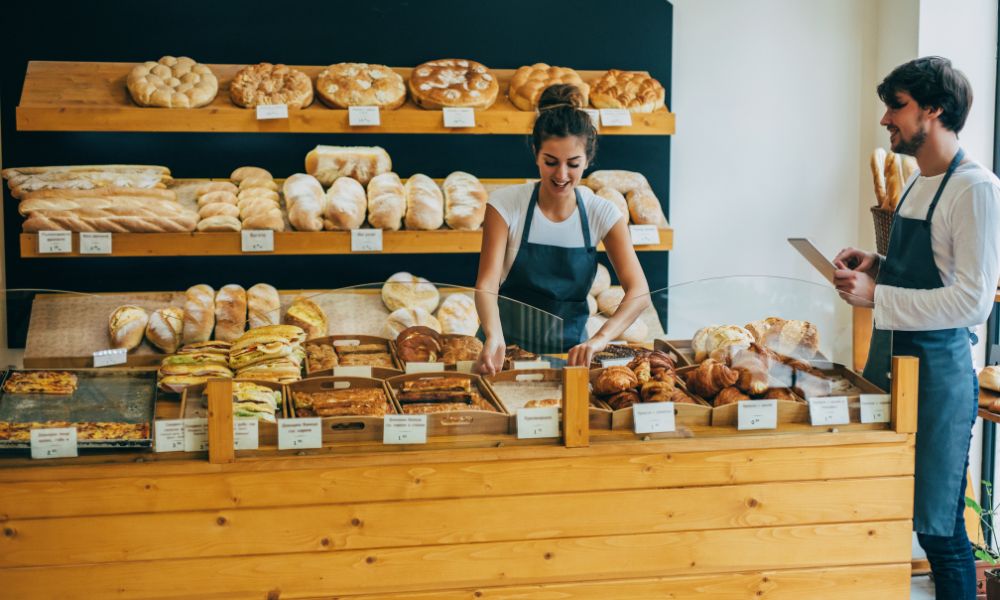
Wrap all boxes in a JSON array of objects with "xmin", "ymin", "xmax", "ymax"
[
  {"xmin": 381, "ymin": 272, "xmax": 440, "ymax": 313},
  {"xmin": 597, "ymin": 286, "xmax": 625, "ymax": 317},
  {"xmin": 981, "ymin": 366, "xmax": 1000, "ymax": 392},
  {"xmin": 109, "ymin": 305, "xmax": 149, "ymax": 350},
  {"xmin": 383, "ymin": 307, "xmax": 441, "ymax": 339},
  {"xmin": 323, "ymin": 176, "xmax": 366, "ymax": 230},
  {"xmin": 145, "ymin": 307, "xmax": 184, "ymax": 353},
  {"xmin": 230, "ymin": 167, "xmax": 273, "ymax": 183},
  {"xmin": 436, "ymin": 293, "xmax": 478, "ymax": 336},
  {"xmin": 590, "ymin": 263, "xmax": 611, "ymax": 296}
]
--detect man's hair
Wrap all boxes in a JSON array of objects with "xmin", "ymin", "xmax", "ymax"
[{"xmin": 877, "ymin": 56, "xmax": 973, "ymax": 132}]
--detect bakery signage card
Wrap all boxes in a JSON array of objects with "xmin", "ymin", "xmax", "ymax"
[
  {"xmin": 30, "ymin": 427, "xmax": 77, "ymax": 459},
  {"xmin": 633, "ymin": 402, "xmax": 676, "ymax": 434},
  {"xmin": 256, "ymin": 103, "xmax": 289, "ymax": 120},
  {"xmin": 860, "ymin": 394, "xmax": 891, "ymax": 424},
  {"xmin": 455, "ymin": 361, "xmax": 476, "ymax": 374},
  {"xmin": 513, "ymin": 360, "xmax": 551, "ymax": 370},
  {"xmin": 241, "ymin": 230, "xmax": 274, "ymax": 253},
  {"xmin": 405, "ymin": 362, "xmax": 445, "ymax": 374},
  {"xmin": 383, "ymin": 415, "xmax": 428, "ymax": 444},
  {"xmin": 154, "ymin": 420, "xmax": 185, "ymax": 453},
  {"xmin": 443, "ymin": 107, "xmax": 476, "ymax": 128},
  {"xmin": 517, "ymin": 406, "xmax": 560, "ymax": 439},
  {"xmin": 278, "ymin": 418, "xmax": 322, "ymax": 450},
  {"xmin": 601, "ymin": 358, "xmax": 632, "ymax": 368},
  {"xmin": 349, "ymin": 106, "xmax": 381, "ymax": 127},
  {"xmin": 808, "ymin": 396, "xmax": 850, "ymax": 426},
  {"xmin": 93, "ymin": 348, "xmax": 128, "ymax": 368},
  {"xmin": 183, "ymin": 418, "xmax": 209, "ymax": 452},
  {"xmin": 629, "ymin": 225, "xmax": 660, "ymax": 246},
  {"xmin": 79, "ymin": 232, "xmax": 112, "ymax": 254},
  {"xmin": 333, "ymin": 366, "xmax": 372, "ymax": 378},
  {"xmin": 583, "ymin": 108, "xmax": 601, "ymax": 128},
  {"xmin": 38, "ymin": 231, "xmax": 72, "ymax": 254},
  {"xmin": 233, "ymin": 418, "xmax": 260, "ymax": 450},
  {"xmin": 351, "ymin": 229, "xmax": 383, "ymax": 252},
  {"xmin": 737, "ymin": 400, "xmax": 778, "ymax": 430},
  {"xmin": 599, "ymin": 108, "xmax": 633, "ymax": 127}
]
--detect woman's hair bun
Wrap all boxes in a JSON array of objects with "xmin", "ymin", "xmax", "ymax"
[{"xmin": 537, "ymin": 84, "xmax": 585, "ymax": 111}]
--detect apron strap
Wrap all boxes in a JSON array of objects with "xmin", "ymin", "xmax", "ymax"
[
  {"xmin": 894, "ymin": 148, "xmax": 965, "ymax": 221},
  {"xmin": 575, "ymin": 187, "xmax": 593, "ymax": 249},
  {"xmin": 521, "ymin": 183, "xmax": 594, "ymax": 249},
  {"xmin": 520, "ymin": 183, "xmax": 540, "ymax": 246}
]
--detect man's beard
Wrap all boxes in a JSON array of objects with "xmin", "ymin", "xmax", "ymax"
[{"xmin": 892, "ymin": 125, "xmax": 926, "ymax": 156}]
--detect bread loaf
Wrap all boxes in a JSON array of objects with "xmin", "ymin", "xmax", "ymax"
[
  {"xmin": 404, "ymin": 174, "xmax": 444, "ymax": 230},
  {"xmin": 214, "ymin": 285, "xmax": 247, "ymax": 342},
  {"xmin": 284, "ymin": 296, "xmax": 328, "ymax": 340},
  {"xmin": 626, "ymin": 189, "xmax": 666, "ymax": 225},
  {"xmin": 283, "ymin": 173, "xmax": 325, "ymax": 232},
  {"xmin": 870, "ymin": 148, "xmax": 887, "ymax": 207},
  {"xmin": 744, "ymin": 317, "xmax": 819, "ymax": 359},
  {"xmin": 590, "ymin": 263, "xmax": 611, "ymax": 296},
  {"xmin": 237, "ymin": 188, "xmax": 279, "ymax": 203},
  {"xmin": 198, "ymin": 203, "xmax": 240, "ymax": 219},
  {"xmin": 316, "ymin": 63, "xmax": 406, "ymax": 109},
  {"xmin": 585, "ymin": 170, "xmax": 650, "ymax": 195},
  {"xmin": 241, "ymin": 208, "xmax": 285, "ymax": 231},
  {"xmin": 595, "ymin": 188, "xmax": 629, "ymax": 221},
  {"xmin": 587, "ymin": 294, "xmax": 598, "ymax": 316},
  {"xmin": 230, "ymin": 63, "xmax": 313, "ymax": 109},
  {"xmin": 146, "ymin": 307, "xmax": 184, "ymax": 353},
  {"xmin": 618, "ymin": 317, "xmax": 648, "ymax": 343},
  {"xmin": 382, "ymin": 272, "xmax": 440, "ymax": 313},
  {"xmin": 323, "ymin": 176, "xmax": 367, "ymax": 230},
  {"xmin": 691, "ymin": 325, "xmax": 754, "ymax": 363},
  {"xmin": 409, "ymin": 59, "xmax": 498, "ymax": 110},
  {"xmin": 197, "ymin": 191, "xmax": 238, "ymax": 208},
  {"xmin": 305, "ymin": 145, "xmax": 392, "ymax": 187},
  {"xmin": 230, "ymin": 167, "xmax": 272, "ymax": 183},
  {"xmin": 981, "ymin": 366, "xmax": 1000, "ymax": 392},
  {"xmin": 366, "ymin": 172, "xmax": 406, "ymax": 230},
  {"xmin": 23, "ymin": 213, "xmax": 198, "ymax": 233},
  {"xmin": 182, "ymin": 284, "xmax": 215, "ymax": 344},
  {"xmin": 197, "ymin": 182, "xmax": 238, "ymax": 196},
  {"xmin": 590, "ymin": 69, "xmax": 665, "ymax": 113},
  {"xmin": 383, "ymin": 307, "xmax": 442, "ymax": 339},
  {"xmin": 437, "ymin": 293, "xmax": 478, "ymax": 336},
  {"xmin": 597, "ymin": 286, "xmax": 625, "ymax": 317},
  {"xmin": 443, "ymin": 171, "xmax": 487, "ymax": 230},
  {"xmin": 196, "ymin": 215, "xmax": 241, "ymax": 232},
  {"xmin": 127, "ymin": 56, "xmax": 218, "ymax": 109},
  {"xmin": 109, "ymin": 305, "xmax": 149, "ymax": 350},
  {"xmin": 2, "ymin": 164, "xmax": 172, "ymax": 199},
  {"xmin": 508, "ymin": 64, "xmax": 590, "ymax": 111},
  {"xmin": 247, "ymin": 283, "xmax": 280, "ymax": 329}
]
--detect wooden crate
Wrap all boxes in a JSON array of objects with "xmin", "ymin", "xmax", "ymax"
[
  {"xmin": 303, "ymin": 334, "xmax": 400, "ymax": 377},
  {"xmin": 484, "ymin": 368, "xmax": 612, "ymax": 432},
  {"xmin": 393, "ymin": 334, "xmax": 483, "ymax": 373},
  {"xmin": 180, "ymin": 379, "xmax": 285, "ymax": 446},
  {"xmin": 589, "ymin": 367, "xmax": 712, "ymax": 436},
  {"xmin": 653, "ymin": 338, "xmax": 695, "ymax": 367},
  {"xmin": 385, "ymin": 372, "xmax": 509, "ymax": 437},
  {"xmin": 286, "ymin": 377, "xmax": 395, "ymax": 443}
]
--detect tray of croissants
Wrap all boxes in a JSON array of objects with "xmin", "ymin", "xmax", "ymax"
[
  {"xmin": 287, "ymin": 376, "xmax": 398, "ymax": 443},
  {"xmin": 483, "ymin": 368, "xmax": 613, "ymax": 431}
]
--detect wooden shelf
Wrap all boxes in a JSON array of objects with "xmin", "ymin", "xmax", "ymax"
[
  {"xmin": 16, "ymin": 61, "xmax": 676, "ymax": 135},
  {"xmin": 19, "ymin": 228, "xmax": 673, "ymax": 258}
]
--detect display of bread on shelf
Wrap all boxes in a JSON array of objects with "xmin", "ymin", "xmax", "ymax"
[
  {"xmin": 230, "ymin": 63, "xmax": 313, "ymax": 109},
  {"xmin": 0, "ymin": 164, "xmax": 172, "ymax": 198},
  {"xmin": 126, "ymin": 56, "xmax": 218, "ymax": 108},
  {"xmin": 508, "ymin": 64, "xmax": 590, "ymax": 111},
  {"xmin": 316, "ymin": 63, "xmax": 407, "ymax": 109},
  {"xmin": 409, "ymin": 59, "xmax": 498, "ymax": 110},
  {"xmin": 590, "ymin": 69, "xmax": 666, "ymax": 113}
]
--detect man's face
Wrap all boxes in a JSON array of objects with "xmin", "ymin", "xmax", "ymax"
[{"xmin": 879, "ymin": 91, "xmax": 927, "ymax": 155}]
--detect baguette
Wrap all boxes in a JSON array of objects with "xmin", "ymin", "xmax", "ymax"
[
  {"xmin": 883, "ymin": 150, "xmax": 903, "ymax": 211},
  {"xmin": 22, "ymin": 213, "xmax": 197, "ymax": 233},
  {"xmin": 2, "ymin": 165, "xmax": 172, "ymax": 199},
  {"xmin": 870, "ymin": 148, "xmax": 887, "ymax": 207}
]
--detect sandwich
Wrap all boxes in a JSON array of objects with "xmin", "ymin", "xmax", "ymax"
[
  {"xmin": 176, "ymin": 340, "xmax": 232, "ymax": 355},
  {"xmin": 232, "ymin": 381, "xmax": 281, "ymax": 423},
  {"xmin": 283, "ymin": 296, "xmax": 328, "ymax": 340},
  {"xmin": 235, "ymin": 357, "xmax": 303, "ymax": 383}
]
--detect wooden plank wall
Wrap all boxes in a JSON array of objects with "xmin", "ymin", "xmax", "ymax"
[{"xmin": 0, "ymin": 433, "xmax": 915, "ymax": 599}]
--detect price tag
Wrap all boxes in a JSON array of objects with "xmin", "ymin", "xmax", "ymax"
[
  {"xmin": 183, "ymin": 418, "xmax": 209, "ymax": 452},
  {"xmin": 629, "ymin": 224, "xmax": 661, "ymax": 246},
  {"xmin": 383, "ymin": 415, "xmax": 428, "ymax": 444},
  {"xmin": 30, "ymin": 427, "xmax": 77, "ymax": 459},
  {"xmin": 348, "ymin": 106, "xmax": 381, "ymax": 126},
  {"xmin": 241, "ymin": 230, "xmax": 274, "ymax": 253},
  {"xmin": 351, "ymin": 229, "xmax": 383, "ymax": 252},
  {"xmin": 333, "ymin": 365, "xmax": 372, "ymax": 378},
  {"xmin": 333, "ymin": 339, "xmax": 360, "ymax": 347},
  {"xmin": 601, "ymin": 358, "xmax": 632, "ymax": 368},
  {"xmin": 405, "ymin": 362, "xmax": 445, "ymax": 374},
  {"xmin": 515, "ymin": 373, "xmax": 546, "ymax": 382},
  {"xmin": 233, "ymin": 418, "xmax": 260, "ymax": 450},
  {"xmin": 808, "ymin": 396, "xmax": 850, "ymax": 426},
  {"xmin": 38, "ymin": 231, "xmax": 72, "ymax": 254},
  {"xmin": 256, "ymin": 104, "xmax": 289, "ymax": 120},
  {"xmin": 278, "ymin": 418, "xmax": 322, "ymax": 450},
  {"xmin": 443, "ymin": 107, "xmax": 476, "ymax": 128},
  {"xmin": 599, "ymin": 108, "xmax": 633, "ymax": 127},
  {"xmin": 583, "ymin": 108, "xmax": 601, "ymax": 128},
  {"xmin": 513, "ymin": 360, "xmax": 551, "ymax": 370},
  {"xmin": 516, "ymin": 406, "xmax": 560, "ymax": 439},
  {"xmin": 633, "ymin": 402, "xmax": 676, "ymax": 434},
  {"xmin": 79, "ymin": 232, "xmax": 112, "ymax": 255},
  {"xmin": 456, "ymin": 360, "xmax": 476, "ymax": 373},
  {"xmin": 93, "ymin": 348, "xmax": 128, "ymax": 367},
  {"xmin": 737, "ymin": 400, "xmax": 778, "ymax": 430},
  {"xmin": 154, "ymin": 420, "xmax": 185, "ymax": 453},
  {"xmin": 860, "ymin": 394, "xmax": 891, "ymax": 424}
]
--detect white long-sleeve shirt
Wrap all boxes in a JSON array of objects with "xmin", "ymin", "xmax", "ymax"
[{"xmin": 874, "ymin": 160, "xmax": 1000, "ymax": 331}]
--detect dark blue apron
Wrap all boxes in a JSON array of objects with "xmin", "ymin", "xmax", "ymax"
[
  {"xmin": 497, "ymin": 183, "xmax": 597, "ymax": 354},
  {"xmin": 863, "ymin": 149, "xmax": 978, "ymax": 536}
]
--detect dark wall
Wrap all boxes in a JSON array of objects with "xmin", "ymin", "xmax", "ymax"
[{"xmin": 0, "ymin": 0, "xmax": 673, "ymax": 346}]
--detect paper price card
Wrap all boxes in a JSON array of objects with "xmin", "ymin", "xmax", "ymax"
[
  {"xmin": 601, "ymin": 358, "xmax": 632, "ymax": 368},
  {"xmin": 633, "ymin": 402, "xmax": 676, "ymax": 434},
  {"xmin": 30, "ymin": 427, "xmax": 77, "ymax": 459},
  {"xmin": 38, "ymin": 231, "xmax": 72, "ymax": 254},
  {"xmin": 443, "ymin": 107, "xmax": 476, "ymax": 128},
  {"xmin": 93, "ymin": 348, "xmax": 128, "ymax": 367},
  {"xmin": 599, "ymin": 108, "xmax": 633, "ymax": 127},
  {"xmin": 154, "ymin": 420, "xmax": 185, "ymax": 453},
  {"xmin": 517, "ymin": 406, "xmax": 561, "ymax": 439},
  {"xmin": 583, "ymin": 108, "xmax": 601, "ymax": 128},
  {"xmin": 860, "ymin": 394, "xmax": 891, "ymax": 424},
  {"xmin": 278, "ymin": 418, "xmax": 322, "ymax": 450},
  {"xmin": 256, "ymin": 104, "xmax": 288, "ymax": 120},
  {"xmin": 737, "ymin": 400, "xmax": 778, "ymax": 430},
  {"xmin": 513, "ymin": 360, "xmax": 551, "ymax": 370},
  {"xmin": 333, "ymin": 366, "xmax": 372, "ymax": 378},
  {"xmin": 405, "ymin": 362, "xmax": 445, "ymax": 374},
  {"xmin": 808, "ymin": 396, "xmax": 850, "ymax": 426},
  {"xmin": 233, "ymin": 418, "xmax": 260, "ymax": 450},
  {"xmin": 241, "ymin": 230, "xmax": 274, "ymax": 252},
  {"xmin": 455, "ymin": 361, "xmax": 476, "ymax": 373},
  {"xmin": 79, "ymin": 232, "xmax": 112, "ymax": 254},
  {"xmin": 629, "ymin": 225, "xmax": 661, "ymax": 246},
  {"xmin": 184, "ymin": 418, "xmax": 209, "ymax": 452},
  {"xmin": 351, "ymin": 229, "xmax": 383, "ymax": 252},
  {"xmin": 383, "ymin": 415, "xmax": 428, "ymax": 444},
  {"xmin": 349, "ymin": 106, "xmax": 381, "ymax": 126}
]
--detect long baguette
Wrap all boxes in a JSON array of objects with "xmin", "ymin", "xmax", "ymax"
[
  {"xmin": 870, "ymin": 148, "xmax": 887, "ymax": 207},
  {"xmin": 22, "ymin": 213, "xmax": 198, "ymax": 233},
  {"xmin": 19, "ymin": 198, "xmax": 192, "ymax": 217},
  {"xmin": 883, "ymin": 151, "xmax": 903, "ymax": 211}
]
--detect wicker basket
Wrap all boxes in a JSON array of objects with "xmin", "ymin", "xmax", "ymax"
[{"xmin": 870, "ymin": 206, "xmax": 894, "ymax": 255}]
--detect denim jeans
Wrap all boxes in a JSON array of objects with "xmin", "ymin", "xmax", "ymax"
[{"xmin": 917, "ymin": 468, "xmax": 976, "ymax": 599}]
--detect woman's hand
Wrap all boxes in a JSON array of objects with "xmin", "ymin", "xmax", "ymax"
[
  {"xmin": 833, "ymin": 247, "xmax": 880, "ymax": 278},
  {"xmin": 567, "ymin": 336, "xmax": 609, "ymax": 367},
  {"xmin": 476, "ymin": 336, "xmax": 506, "ymax": 375}
]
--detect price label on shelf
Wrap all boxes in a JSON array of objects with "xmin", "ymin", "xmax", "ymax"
[
  {"xmin": 737, "ymin": 400, "xmax": 777, "ymax": 430},
  {"xmin": 93, "ymin": 348, "xmax": 128, "ymax": 368},
  {"xmin": 455, "ymin": 360, "xmax": 476, "ymax": 373},
  {"xmin": 278, "ymin": 418, "xmax": 322, "ymax": 450},
  {"xmin": 233, "ymin": 418, "xmax": 260, "ymax": 450},
  {"xmin": 256, "ymin": 104, "xmax": 289, "ymax": 120},
  {"xmin": 351, "ymin": 229, "xmax": 383, "ymax": 252},
  {"xmin": 38, "ymin": 231, "xmax": 72, "ymax": 254},
  {"xmin": 30, "ymin": 427, "xmax": 77, "ymax": 459},
  {"xmin": 333, "ymin": 366, "xmax": 372, "ymax": 378},
  {"xmin": 405, "ymin": 362, "xmax": 445, "ymax": 374},
  {"xmin": 599, "ymin": 108, "xmax": 633, "ymax": 127},
  {"xmin": 860, "ymin": 394, "xmax": 891, "ymax": 424},
  {"xmin": 601, "ymin": 358, "xmax": 632, "ymax": 368},
  {"xmin": 629, "ymin": 224, "xmax": 661, "ymax": 246},
  {"xmin": 383, "ymin": 415, "xmax": 428, "ymax": 444},
  {"xmin": 443, "ymin": 107, "xmax": 476, "ymax": 128},
  {"xmin": 512, "ymin": 360, "xmax": 551, "ymax": 370},
  {"xmin": 241, "ymin": 230, "xmax": 274, "ymax": 253},
  {"xmin": 808, "ymin": 396, "xmax": 850, "ymax": 426},
  {"xmin": 583, "ymin": 108, "xmax": 601, "ymax": 128},
  {"xmin": 154, "ymin": 420, "xmax": 185, "ymax": 453},
  {"xmin": 348, "ymin": 106, "xmax": 381, "ymax": 126},
  {"xmin": 517, "ymin": 406, "xmax": 560, "ymax": 439},
  {"xmin": 184, "ymin": 418, "xmax": 209, "ymax": 452},
  {"xmin": 79, "ymin": 232, "xmax": 112, "ymax": 255},
  {"xmin": 633, "ymin": 402, "xmax": 676, "ymax": 434}
]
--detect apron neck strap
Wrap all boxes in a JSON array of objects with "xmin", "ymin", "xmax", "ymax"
[
  {"xmin": 895, "ymin": 148, "xmax": 965, "ymax": 222},
  {"xmin": 524, "ymin": 183, "xmax": 593, "ymax": 248}
]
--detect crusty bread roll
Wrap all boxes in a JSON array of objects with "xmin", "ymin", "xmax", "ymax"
[
  {"xmin": 145, "ymin": 307, "xmax": 184, "ymax": 353},
  {"xmin": 981, "ymin": 366, "xmax": 1000, "ymax": 392},
  {"xmin": 237, "ymin": 196, "xmax": 279, "ymax": 215},
  {"xmin": 595, "ymin": 188, "xmax": 629, "ymax": 221},
  {"xmin": 383, "ymin": 307, "xmax": 442, "ymax": 339},
  {"xmin": 198, "ymin": 203, "xmax": 240, "ymax": 219},
  {"xmin": 691, "ymin": 325, "xmax": 754, "ymax": 363},
  {"xmin": 587, "ymin": 294, "xmax": 598, "ymax": 316},
  {"xmin": 283, "ymin": 173, "xmax": 325, "ymax": 232},
  {"xmin": 305, "ymin": 145, "xmax": 392, "ymax": 187},
  {"xmin": 590, "ymin": 263, "xmax": 611, "ymax": 296},
  {"xmin": 230, "ymin": 167, "xmax": 273, "ymax": 183},
  {"xmin": 214, "ymin": 284, "xmax": 247, "ymax": 342},
  {"xmin": 443, "ymin": 171, "xmax": 487, "ymax": 230},
  {"xmin": 323, "ymin": 176, "xmax": 367, "ymax": 230},
  {"xmin": 241, "ymin": 209, "xmax": 285, "ymax": 231},
  {"xmin": 382, "ymin": 272, "xmax": 440, "ymax": 313},
  {"xmin": 366, "ymin": 172, "xmax": 406, "ymax": 230},
  {"xmin": 247, "ymin": 283, "xmax": 280, "ymax": 329},
  {"xmin": 239, "ymin": 177, "xmax": 278, "ymax": 191},
  {"xmin": 182, "ymin": 284, "xmax": 215, "ymax": 344},
  {"xmin": 197, "ymin": 215, "xmax": 241, "ymax": 232},
  {"xmin": 237, "ymin": 188, "xmax": 279, "ymax": 203},
  {"xmin": 626, "ymin": 189, "xmax": 667, "ymax": 226},
  {"xmin": 586, "ymin": 170, "xmax": 650, "ymax": 195},
  {"xmin": 436, "ymin": 293, "xmax": 478, "ymax": 336},
  {"xmin": 403, "ymin": 174, "xmax": 444, "ymax": 230},
  {"xmin": 109, "ymin": 305, "xmax": 149, "ymax": 350},
  {"xmin": 197, "ymin": 182, "xmax": 238, "ymax": 196},
  {"xmin": 597, "ymin": 286, "xmax": 625, "ymax": 317},
  {"xmin": 284, "ymin": 296, "xmax": 329, "ymax": 340}
]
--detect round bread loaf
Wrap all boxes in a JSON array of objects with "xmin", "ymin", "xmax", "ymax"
[
  {"xmin": 109, "ymin": 305, "xmax": 149, "ymax": 350},
  {"xmin": 590, "ymin": 263, "xmax": 611, "ymax": 296},
  {"xmin": 595, "ymin": 188, "xmax": 629, "ymax": 222},
  {"xmin": 409, "ymin": 59, "xmax": 498, "ymax": 109},
  {"xmin": 437, "ymin": 293, "xmax": 478, "ymax": 336},
  {"xmin": 381, "ymin": 272, "xmax": 440, "ymax": 313},
  {"xmin": 230, "ymin": 63, "xmax": 313, "ymax": 109},
  {"xmin": 597, "ymin": 286, "xmax": 625, "ymax": 317},
  {"xmin": 127, "ymin": 56, "xmax": 218, "ymax": 108},
  {"xmin": 383, "ymin": 307, "xmax": 441, "ymax": 339},
  {"xmin": 146, "ymin": 307, "xmax": 184, "ymax": 353},
  {"xmin": 316, "ymin": 63, "xmax": 406, "ymax": 109},
  {"xmin": 508, "ymin": 63, "xmax": 590, "ymax": 111},
  {"xmin": 590, "ymin": 69, "xmax": 665, "ymax": 113},
  {"xmin": 230, "ymin": 167, "xmax": 273, "ymax": 183}
]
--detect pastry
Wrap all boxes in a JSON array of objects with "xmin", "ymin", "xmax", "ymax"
[
  {"xmin": 305, "ymin": 343, "xmax": 338, "ymax": 373},
  {"xmin": 247, "ymin": 283, "xmax": 280, "ymax": 329},
  {"xmin": 214, "ymin": 285, "xmax": 247, "ymax": 343},
  {"xmin": 589, "ymin": 263, "xmax": 611, "ymax": 296},
  {"xmin": 108, "ymin": 305, "xmax": 149, "ymax": 350},
  {"xmin": 443, "ymin": 171, "xmax": 487, "ymax": 230},
  {"xmin": 409, "ymin": 59, "xmax": 498, "ymax": 110},
  {"xmin": 669, "ymin": 389, "xmax": 697, "ymax": 405},
  {"xmin": 683, "ymin": 359, "xmax": 738, "ymax": 398},
  {"xmin": 593, "ymin": 365, "xmax": 639, "ymax": 395},
  {"xmin": 627, "ymin": 189, "xmax": 667, "ymax": 226},
  {"xmin": 145, "ymin": 307, "xmax": 184, "ymax": 353},
  {"xmin": 230, "ymin": 63, "xmax": 313, "ymax": 109},
  {"xmin": 646, "ymin": 351, "xmax": 677, "ymax": 382},
  {"xmin": 339, "ymin": 352, "xmax": 395, "ymax": 368},
  {"xmin": 714, "ymin": 386, "xmax": 750, "ymax": 406},
  {"xmin": 508, "ymin": 63, "xmax": 590, "ymax": 111},
  {"xmin": 437, "ymin": 293, "xmax": 478, "ymax": 336},
  {"xmin": 395, "ymin": 326, "xmax": 443, "ymax": 363},
  {"xmin": 628, "ymin": 356, "xmax": 652, "ymax": 384},
  {"xmin": 441, "ymin": 335, "xmax": 484, "ymax": 364},
  {"xmin": 316, "ymin": 63, "xmax": 406, "ymax": 109},
  {"xmin": 760, "ymin": 388, "xmax": 799, "ymax": 402},
  {"xmin": 605, "ymin": 389, "xmax": 640, "ymax": 411},
  {"xmin": 640, "ymin": 380, "xmax": 675, "ymax": 403},
  {"xmin": 597, "ymin": 286, "xmax": 625, "ymax": 317},
  {"xmin": 305, "ymin": 145, "xmax": 392, "ymax": 187},
  {"xmin": 744, "ymin": 317, "xmax": 820, "ymax": 360},
  {"xmin": 590, "ymin": 69, "xmax": 666, "ymax": 113},
  {"xmin": 2, "ymin": 371, "xmax": 79, "ymax": 395},
  {"xmin": 382, "ymin": 272, "xmax": 440, "ymax": 313},
  {"xmin": 595, "ymin": 188, "xmax": 629, "ymax": 221},
  {"xmin": 323, "ymin": 176, "xmax": 367, "ymax": 230},
  {"xmin": 981, "ymin": 366, "xmax": 1000, "ymax": 393},
  {"xmin": 126, "ymin": 56, "xmax": 218, "ymax": 108},
  {"xmin": 383, "ymin": 307, "xmax": 441, "ymax": 338},
  {"xmin": 284, "ymin": 296, "xmax": 328, "ymax": 340},
  {"xmin": 230, "ymin": 167, "xmax": 273, "ymax": 183},
  {"xmin": 283, "ymin": 173, "xmax": 326, "ymax": 232},
  {"xmin": 585, "ymin": 170, "xmax": 651, "ymax": 195},
  {"xmin": 366, "ymin": 172, "xmax": 407, "ymax": 230},
  {"xmin": 2, "ymin": 165, "xmax": 172, "ymax": 199},
  {"xmin": 293, "ymin": 388, "xmax": 390, "ymax": 418},
  {"xmin": 404, "ymin": 174, "xmax": 445, "ymax": 230},
  {"xmin": 182, "ymin": 284, "xmax": 215, "ymax": 344}
]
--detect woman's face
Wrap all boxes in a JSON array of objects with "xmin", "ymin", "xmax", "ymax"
[{"xmin": 535, "ymin": 136, "xmax": 588, "ymax": 200}]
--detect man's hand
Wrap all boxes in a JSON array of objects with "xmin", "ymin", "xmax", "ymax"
[
  {"xmin": 475, "ymin": 336, "xmax": 506, "ymax": 375},
  {"xmin": 834, "ymin": 268, "xmax": 876, "ymax": 307},
  {"xmin": 833, "ymin": 247, "xmax": 880, "ymax": 277},
  {"xmin": 567, "ymin": 336, "xmax": 610, "ymax": 367}
]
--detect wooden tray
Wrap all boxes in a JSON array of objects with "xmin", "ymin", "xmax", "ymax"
[
  {"xmin": 385, "ymin": 372, "xmax": 508, "ymax": 437},
  {"xmin": 673, "ymin": 364, "xmax": 809, "ymax": 428},
  {"xmin": 303, "ymin": 334, "xmax": 400, "ymax": 377},
  {"xmin": 393, "ymin": 334, "xmax": 482, "ymax": 373},
  {"xmin": 801, "ymin": 362, "xmax": 886, "ymax": 423},
  {"xmin": 180, "ymin": 379, "xmax": 285, "ymax": 446},
  {"xmin": 485, "ymin": 368, "xmax": 611, "ymax": 432},
  {"xmin": 653, "ymin": 339, "xmax": 694, "ymax": 367},
  {"xmin": 286, "ymin": 377, "xmax": 395, "ymax": 443},
  {"xmin": 589, "ymin": 367, "xmax": 711, "ymax": 433}
]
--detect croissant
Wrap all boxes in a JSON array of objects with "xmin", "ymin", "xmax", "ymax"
[
  {"xmin": 606, "ymin": 389, "xmax": 640, "ymax": 410},
  {"xmin": 683, "ymin": 359, "xmax": 738, "ymax": 399},
  {"xmin": 594, "ymin": 366, "xmax": 639, "ymax": 396},
  {"xmin": 669, "ymin": 389, "xmax": 698, "ymax": 405},
  {"xmin": 759, "ymin": 387, "xmax": 798, "ymax": 402},
  {"xmin": 732, "ymin": 348, "xmax": 770, "ymax": 395},
  {"xmin": 715, "ymin": 386, "xmax": 750, "ymax": 406},
  {"xmin": 640, "ymin": 380, "xmax": 675, "ymax": 403},
  {"xmin": 628, "ymin": 357, "xmax": 652, "ymax": 384},
  {"xmin": 647, "ymin": 350, "xmax": 676, "ymax": 379}
]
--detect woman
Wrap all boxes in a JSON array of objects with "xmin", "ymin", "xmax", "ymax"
[{"xmin": 475, "ymin": 84, "xmax": 650, "ymax": 372}]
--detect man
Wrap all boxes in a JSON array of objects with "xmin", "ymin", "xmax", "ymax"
[{"xmin": 835, "ymin": 56, "xmax": 1000, "ymax": 599}]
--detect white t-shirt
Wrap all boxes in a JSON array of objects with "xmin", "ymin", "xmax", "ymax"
[
  {"xmin": 487, "ymin": 182, "xmax": 624, "ymax": 281},
  {"xmin": 874, "ymin": 160, "xmax": 1000, "ymax": 331}
]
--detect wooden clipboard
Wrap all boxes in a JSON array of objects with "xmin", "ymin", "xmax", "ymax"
[{"xmin": 788, "ymin": 238, "xmax": 836, "ymax": 284}]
